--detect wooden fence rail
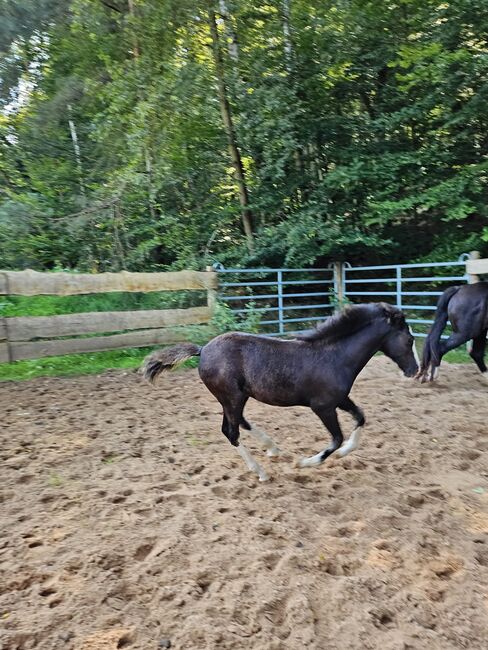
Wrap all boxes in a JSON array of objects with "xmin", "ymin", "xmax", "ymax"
[
  {"xmin": 0, "ymin": 269, "xmax": 217, "ymax": 363},
  {"xmin": 0, "ymin": 269, "xmax": 217, "ymax": 296}
]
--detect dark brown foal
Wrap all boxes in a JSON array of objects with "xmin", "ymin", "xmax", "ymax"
[{"xmin": 143, "ymin": 303, "xmax": 418, "ymax": 481}]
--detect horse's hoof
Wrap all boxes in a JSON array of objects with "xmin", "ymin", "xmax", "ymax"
[
  {"xmin": 297, "ymin": 454, "xmax": 322, "ymax": 468},
  {"xmin": 266, "ymin": 447, "xmax": 281, "ymax": 458},
  {"xmin": 258, "ymin": 473, "xmax": 270, "ymax": 482}
]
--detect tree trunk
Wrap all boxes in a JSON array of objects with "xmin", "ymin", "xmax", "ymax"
[
  {"xmin": 282, "ymin": 0, "xmax": 292, "ymax": 72},
  {"xmin": 128, "ymin": 0, "xmax": 156, "ymax": 221},
  {"xmin": 218, "ymin": 0, "xmax": 239, "ymax": 63},
  {"xmin": 208, "ymin": 8, "xmax": 254, "ymax": 252},
  {"xmin": 67, "ymin": 103, "xmax": 86, "ymax": 203},
  {"xmin": 282, "ymin": 1, "xmax": 306, "ymax": 198}
]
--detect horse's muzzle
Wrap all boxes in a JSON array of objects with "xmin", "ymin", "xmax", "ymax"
[{"xmin": 404, "ymin": 364, "xmax": 419, "ymax": 378}]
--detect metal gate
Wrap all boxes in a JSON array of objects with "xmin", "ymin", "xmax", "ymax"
[
  {"xmin": 216, "ymin": 266, "xmax": 335, "ymax": 336},
  {"xmin": 216, "ymin": 257, "xmax": 470, "ymax": 339},
  {"xmin": 342, "ymin": 259, "xmax": 469, "ymax": 339}
]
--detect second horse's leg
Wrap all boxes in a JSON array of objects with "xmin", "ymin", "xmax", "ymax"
[
  {"xmin": 336, "ymin": 397, "xmax": 365, "ymax": 458},
  {"xmin": 430, "ymin": 332, "xmax": 469, "ymax": 380},
  {"xmin": 298, "ymin": 406, "xmax": 343, "ymax": 468},
  {"xmin": 469, "ymin": 329, "xmax": 488, "ymax": 380},
  {"xmin": 241, "ymin": 416, "xmax": 281, "ymax": 457}
]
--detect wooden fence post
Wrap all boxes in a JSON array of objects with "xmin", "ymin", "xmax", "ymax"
[
  {"xmin": 468, "ymin": 251, "xmax": 480, "ymax": 284},
  {"xmin": 0, "ymin": 317, "xmax": 10, "ymax": 363},
  {"xmin": 466, "ymin": 251, "xmax": 481, "ymax": 352},
  {"xmin": 333, "ymin": 261, "xmax": 344, "ymax": 311},
  {"xmin": 206, "ymin": 266, "xmax": 218, "ymax": 314}
]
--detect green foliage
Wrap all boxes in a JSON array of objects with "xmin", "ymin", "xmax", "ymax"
[
  {"xmin": 210, "ymin": 300, "xmax": 262, "ymax": 334},
  {"xmin": 0, "ymin": 0, "xmax": 487, "ymax": 272}
]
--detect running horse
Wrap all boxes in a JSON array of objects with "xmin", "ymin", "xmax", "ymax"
[
  {"xmin": 417, "ymin": 282, "xmax": 488, "ymax": 382},
  {"xmin": 142, "ymin": 303, "xmax": 419, "ymax": 481}
]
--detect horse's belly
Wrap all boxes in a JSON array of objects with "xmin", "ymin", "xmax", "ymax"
[{"xmin": 246, "ymin": 385, "xmax": 309, "ymax": 408}]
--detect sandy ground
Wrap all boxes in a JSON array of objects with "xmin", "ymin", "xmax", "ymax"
[{"xmin": 1, "ymin": 357, "xmax": 488, "ymax": 650}]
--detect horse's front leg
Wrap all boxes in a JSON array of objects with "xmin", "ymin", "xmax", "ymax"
[{"xmin": 298, "ymin": 405, "xmax": 343, "ymax": 468}]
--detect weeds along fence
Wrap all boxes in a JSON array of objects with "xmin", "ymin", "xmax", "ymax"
[{"xmin": 0, "ymin": 269, "xmax": 217, "ymax": 362}]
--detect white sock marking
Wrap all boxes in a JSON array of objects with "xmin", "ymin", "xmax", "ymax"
[
  {"xmin": 432, "ymin": 366, "xmax": 439, "ymax": 380},
  {"xmin": 298, "ymin": 451, "xmax": 323, "ymax": 468},
  {"xmin": 482, "ymin": 371, "xmax": 488, "ymax": 383},
  {"xmin": 337, "ymin": 427, "xmax": 362, "ymax": 457},
  {"xmin": 237, "ymin": 444, "xmax": 269, "ymax": 481},
  {"xmin": 409, "ymin": 327, "xmax": 420, "ymax": 366},
  {"xmin": 249, "ymin": 424, "xmax": 281, "ymax": 456}
]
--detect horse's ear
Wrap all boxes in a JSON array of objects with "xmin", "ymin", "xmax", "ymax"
[{"xmin": 380, "ymin": 303, "xmax": 404, "ymax": 326}]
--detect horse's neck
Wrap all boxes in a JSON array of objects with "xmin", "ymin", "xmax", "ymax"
[{"xmin": 334, "ymin": 320, "xmax": 388, "ymax": 378}]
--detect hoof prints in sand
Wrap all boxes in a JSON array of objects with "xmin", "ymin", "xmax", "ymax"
[{"xmin": 1, "ymin": 357, "xmax": 488, "ymax": 649}]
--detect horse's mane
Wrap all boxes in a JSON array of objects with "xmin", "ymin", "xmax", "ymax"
[{"xmin": 296, "ymin": 303, "xmax": 401, "ymax": 344}]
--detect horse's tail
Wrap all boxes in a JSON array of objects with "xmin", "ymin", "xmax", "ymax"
[
  {"xmin": 141, "ymin": 343, "xmax": 202, "ymax": 383},
  {"xmin": 419, "ymin": 285, "xmax": 460, "ymax": 378}
]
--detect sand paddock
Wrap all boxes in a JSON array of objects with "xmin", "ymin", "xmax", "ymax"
[{"xmin": 1, "ymin": 357, "xmax": 488, "ymax": 649}]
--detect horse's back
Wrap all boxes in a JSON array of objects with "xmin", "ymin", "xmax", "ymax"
[
  {"xmin": 449, "ymin": 282, "xmax": 488, "ymax": 332},
  {"xmin": 198, "ymin": 331, "xmax": 270, "ymax": 383}
]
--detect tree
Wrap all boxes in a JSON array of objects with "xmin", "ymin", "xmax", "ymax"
[{"xmin": 0, "ymin": 0, "xmax": 487, "ymax": 272}]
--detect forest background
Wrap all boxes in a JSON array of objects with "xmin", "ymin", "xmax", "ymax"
[{"xmin": 1, "ymin": 0, "xmax": 487, "ymax": 273}]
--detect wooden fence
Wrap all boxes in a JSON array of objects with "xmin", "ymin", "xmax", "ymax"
[
  {"xmin": 466, "ymin": 253, "xmax": 488, "ymax": 282},
  {"xmin": 0, "ymin": 269, "xmax": 218, "ymax": 363}
]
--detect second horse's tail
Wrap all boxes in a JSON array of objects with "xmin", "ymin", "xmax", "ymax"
[
  {"xmin": 419, "ymin": 285, "xmax": 460, "ymax": 380},
  {"xmin": 141, "ymin": 343, "xmax": 202, "ymax": 383}
]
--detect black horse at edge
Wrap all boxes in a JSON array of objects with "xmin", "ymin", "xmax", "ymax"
[{"xmin": 417, "ymin": 282, "xmax": 488, "ymax": 382}]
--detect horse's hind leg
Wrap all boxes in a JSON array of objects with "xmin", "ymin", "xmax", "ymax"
[
  {"xmin": 241, "ymin": 416, "xmax": 281, "ymax": 457},
  {"xmin": 220, "ymin": 398, "xmax": 269, "ymax": 482},
  {"xmin": 469, "ymin": 329, "xmax": 487, "ymax": 379},
  {"xmin": 336, "ymin": 397, "xmax": 365, "ymax": 458},
  {"xmin": 298, "ymin": 406, "xmax": 343, "ymax": 468},
  {"xmin": 432, "ymin": 331, "xmax": 470, "ymax": 380}
]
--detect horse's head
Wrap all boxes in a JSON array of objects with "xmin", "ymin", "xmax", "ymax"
[{"xmin": 379, "ymin": 304, "xmax": 419, "ymax": 378}]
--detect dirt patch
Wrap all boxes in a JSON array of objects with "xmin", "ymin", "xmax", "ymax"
[{"xmin": 1, "ymin": 357, "xmax": 487, "ymax": 649}]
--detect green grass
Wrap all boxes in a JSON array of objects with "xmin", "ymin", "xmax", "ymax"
[
  {"xmin": 47, "ymin": 473, "xmax": 63, "ymax": 487},
  {"xmin": 0, "ymin": 344, "xmax": 204, "ymax": 382},
  {"xmin": 443, "ymin": 348, "xmax": 471, "ymax": 364},
  {"xmin": 0, "ymin": 295, "xmax": 259, "ymax": 382},
  {"xmin": 0, "ymin": 292, "xmax": 216, "ymax": 382},
  {"xmin": 0, "ymin": 290, "xmax": 207, "ymax": 317},
  {"xmin": 0, "ymin": 348, "xmax": 151, "ymax": 382}
]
